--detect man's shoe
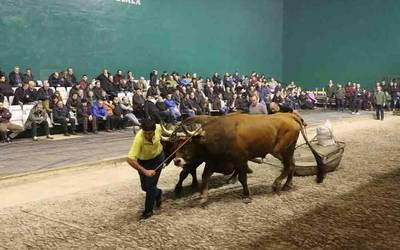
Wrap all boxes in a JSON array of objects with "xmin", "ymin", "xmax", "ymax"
[
  {"xmin": 46, "ymin": 135, "xmax": 54, "ymax": 140},
  {"xmin": 93, "ymin": 130, "xmax": 99, "ymax": 134},
  {"xmin": 33, "ymin": 136, "xmax": 38, "ymax": 141},
  {"xmin": 106, "ymin": 129, "xmax": 112, "ymax": 133},
  {"xmin": 155, "ymin": 190, "xmax": 163, "ymax": 209},
  {"xmin": 71, "ymin": 131, "xmax": 78, "ymax": 135},
  {"xmin": 5, "ymin": 137, "xmax": 11, "ymax": 143},
  {"xmin": 64, "ymin": 133, "xmax": 71, "ymax": 136},
  {"xmin": 140, "ymin": 211, "xmax": 154, "ymax": 220}
]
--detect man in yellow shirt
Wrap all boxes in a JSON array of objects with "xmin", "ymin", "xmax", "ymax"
[{"xmin": 127, "ymin": 119, "xmax": 165, "ymax": 219}]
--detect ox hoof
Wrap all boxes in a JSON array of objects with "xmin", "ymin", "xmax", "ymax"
[
  {"xmin": 272, "ymin": 185, "xmax": 282, "ymax": 194},
  {"xmin": 227, "ymin": 177, "xmax": 238, "ymax": 184},
  {"xmin": 282, "ymin": 184, "xmax": 293, "ymax": 191},
  {"xmin": 191, "ymin": 182, "xmax": 199, "ymax": 190},
  {"xmin": 174, "ymin": 186, "xmax": 183, "ymax": 196},
  {"xmin": 199, "ymin": 197, "xmax": 208, "ymax": 206},
  {"xmin": 242, "ymin": 197, "xmax": 252, "ymax": 204}
]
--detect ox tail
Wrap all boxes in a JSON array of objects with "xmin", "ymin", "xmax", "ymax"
[{"xmin": 292, "ymin": 114, "xmax": 326, "ymax": 183}]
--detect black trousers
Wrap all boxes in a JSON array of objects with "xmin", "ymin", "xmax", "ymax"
[
  {"xmin": 31, "ymin": 121, "xmax": 50, "ymax": 137},
  {"xmin": 54, "ymin": 118, "xmax": 76, "ymax": 133},
  {"xmin": 96, "ymin": 117, "xmax": 111, "ymax": 130},
  {"xmin": 138, "ymin": 152, "xmax": 165, "ymax": 213},
  {"xmin": 376, "ymin": 105, "xmax": 384, "ymax": 120}
]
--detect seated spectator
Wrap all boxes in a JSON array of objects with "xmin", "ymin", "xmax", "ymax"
[
  {"xmin": 120, "ymin": 96, "xmax": 141, "ymax": 128},
  {"xmin": 87, "ymin": 90, "xmax": 97, "ymax": 107},
  {"xmin": 164, "ymin": 94, "xmax": 181, "ymax": 121},
  {"xmin": 268, "ymin": 102, "xmax": 294, "ymax": 114},
  {"xmin": 111, "ymin": 97, "xmax": 124, "ymax": 130},
  {"xmin": 23, "ymin": 68, "xmax": 35, "ymax": 84},
  {"xmin": 120, "ymin": 79, "xmax": 132, "ymax": 92},
  {"xmin": 24, "ymin": 102, "xmax": 53, "ymax": 141},
  {"xmin": 37, "ymin": 81, "xmax": 54, "ymax": 113},
  {"xmin": 165, "ymin": 75, "xmax": 178, "ymax": 90},
  {"xmin": 298, "ymin": 91, "xmax": 315, "ymax": 109},
  {"xmin": 211, "ymin": 93, "xmax": 229, "ymax": 115},
  {"xmin": 79, "ymin": 75, "xmax": 89, "ymax": 91},
  {"xmin": 126, "ymin": 71, "xmax": 135, "ymax": 86},
  {"xmin": 68, "ymin": 82, "xmax": 81, "ymax": 98},
  {"xmin": 147, "ymin": 84, "xmax": 159, "ymax": 97},
  {"xmin": 133, "ymin": 76, "xmax": 147, "ymax": 91},
  {"xmin": 92, "ymin": 99, "xmax": 112, "ymax": 132},
  {"xmin": 93, "ymin": 80, "xmax": 104, "ymax": 100},
  {"xmin": 227, "ymin": 93, "xmax": 239, "ymax": 112},
  {"xmin": 66, "ymin": 92, "xmax": 81, "ymax": 114},
  {"xmin": 113, "ymin": 69, "xmax": 124, "ymax": 85},
  {"xmin": 50, "ymin": 91, "xmax": 63, "ymax": 110},
  {"xmin": 64, "ymin": 67, "xmax": 77, "ymax": 87},
  {"xmin": 132, "ymin": 88, "xmax": 145, "ymax": 117},
  {"xmin": 180, "ymin": 93, "xmax": 195, "ymax": 117},
  {"xmin": 77, "ymin": 99, "xmax": 97, "ymax": 134},
  {"xmin": 188, "ymin": 92, "xmax": 202, "ymax": 115},
  {"xmin": 0, "ymin": 75, "xmax": 14, "ymax": 103},
  {"xmin": 144, "ymin": 95, "xmax": 169, "ymax": 123},
  {"xmin": 156, "ymin": 96, "xmax": 174, "ymax": 124},
  {"xmin": 48, "ymin": 72, "xmax": 63, "ymax": 88},
  {"xmin": 212, "ymin": 73, "xmax": 221, "ymax": 85},
  {"xmin": 9, "ymin": 66, "xmax": 24, "ymax": 87},
  {"xmin": 249, "ymin": 95, "xmax": 267, "ymax": 114},
  {"xmin": 0, "ymin": 101, "xmax": 24, "ymax": 143},
  {"xmin": 200, "ymin": 96, "xmax": 210, "ymax": 115},
  {"xmin": 24, "ymin": 81, "xmax": 38, "ymax": 104},
  {"xmin": 52, "ymin": 100, "xmax": 77, "ymax": 136}
]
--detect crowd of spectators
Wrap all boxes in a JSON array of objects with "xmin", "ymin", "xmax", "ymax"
[{"xmin": 1, "ymin": 65, "xmax": 400, "ymax": 143}]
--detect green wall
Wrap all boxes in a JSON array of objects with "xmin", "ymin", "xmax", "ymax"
[
  {"xmin": 283, "ymin": 0, "xmax": 400, "ymax": 89},
  {"xmin": 0, "ymin": 0, "xmax": 283, "ymax": 80}
]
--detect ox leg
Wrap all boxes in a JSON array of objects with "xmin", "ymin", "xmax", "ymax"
[
  {"xmin": 226, "ymin": 170, "xmax": 238, "ymax": 184},
  {"xmin": 200, "ymin": 166, "xmax": 213, "ymax": 204},
  {"xmin": 238, "ymin": 164, "xmax": 252, "ymax": 203},
  {"xmin": 282, "ymin": 144, "xmax": 296, "ymax": 191},
  {"xmin": 190, "ymin": 168, "xmax": 199, "ymax": 189},
  {"xmin": 174, "ymin": 168, "xmax": 191, "ymax": 195}
]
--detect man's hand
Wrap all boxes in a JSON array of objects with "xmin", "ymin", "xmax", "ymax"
[
  {"xmin": 102, "ymin": 117, "xmax": 106, "ymax": 120},
  {"xmin": 144, "ymin": 169, "xmax": 156, "ymax": 177}
]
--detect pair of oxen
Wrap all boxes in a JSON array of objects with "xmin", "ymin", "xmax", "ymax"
[{"xmin": 160, "ymin": 113, "xmax": 325, "ymax": 204}]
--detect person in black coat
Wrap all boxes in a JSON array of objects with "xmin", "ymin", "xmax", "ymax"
[
  {"xmin": 52, "ymin": 100, "xmax": 77, "ymax": 136},
  {"xmin": 0, "ymin": 75, "xmax": 14, "ymax": 103},
  {"xmin": 23, "ymin": 68, "xmax": 35, "ymax": 84},
  {"xmin": 48, "ymin": 72, "xmax": 63, "ymax": 87},
  {"xmin": 149, "ymin": 70, "xmax": 158, "ymax": 87},
  {"xmin": 9, "ymin": 66, "xmax": 24, "ymax": 87},
  {"xmin": 76, "ymin": 99, "xmax": 97, "ymax": 134},
  {"xmin": 12, "ymin": 83, "xmax": 27, "ymax": 105},
  {"xmin": 23, "ymin": 81, "xmax": 38, "ymax": 104}
]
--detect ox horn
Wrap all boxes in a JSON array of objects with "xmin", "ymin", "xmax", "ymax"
[
  {"xmin": 161, "ymin": 135, "xmax": 171, "ymax": 141},
  {"xmin": 160, "ymin": 122, "xmax": 174, "ymax": 136},
  {"xmin": 182, "ymin": 124, "xmax": 204, "ymax": 137}
]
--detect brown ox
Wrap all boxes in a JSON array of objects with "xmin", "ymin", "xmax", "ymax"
[{"xmin": 173, "ymin": 113, "xmax": 325, "ymax": 203}]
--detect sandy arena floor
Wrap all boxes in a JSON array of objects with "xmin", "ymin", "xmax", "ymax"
[{"xmin": 0, "ymin": 115, "xmax": 399, "ymax": 249}]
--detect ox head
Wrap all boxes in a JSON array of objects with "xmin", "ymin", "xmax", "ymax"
[{"xmin": 173, "ymin": 123, "xmax": 206, "ymax": 168}]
